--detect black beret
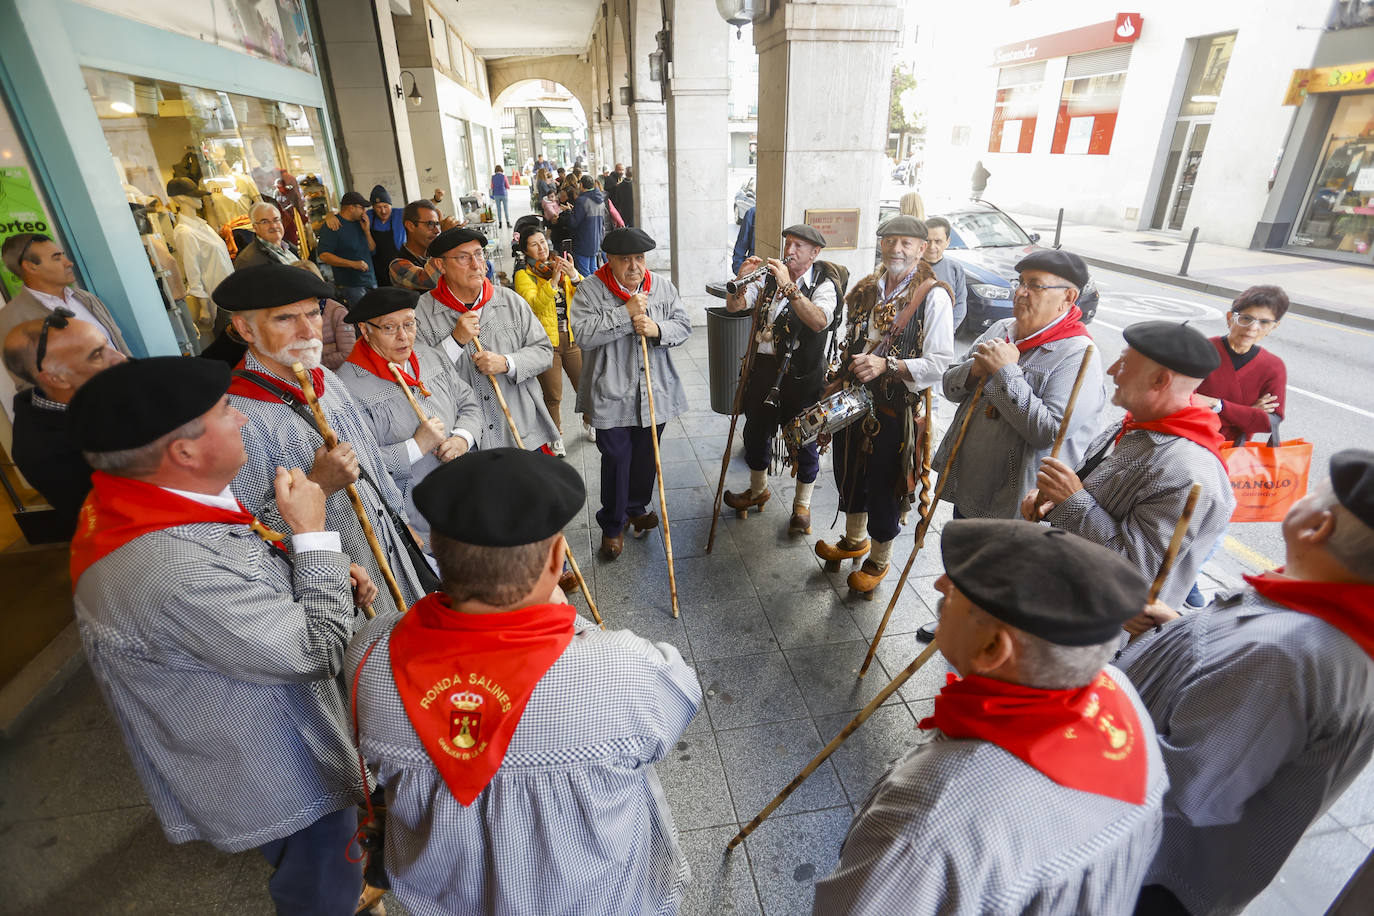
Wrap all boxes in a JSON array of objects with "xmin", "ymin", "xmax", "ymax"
[
  {"xmin": 414, "ymin": 448, "xmax": 585, "ymax": 547},
  {"xmin": 339, "ymin": 190, "xmax": 369, "ymax": 208},
  {"xmin": 782, "ymin": 224, "xmax": 826, "ymax": 248},
  {"xmin": 165, "ymin": 177, "xmax": 205, "ymax": 198},
  {"xmin": 941, "ymin": 520, "xmax": 1148, "ymax": 646},
  {"xmin": 1331, "ymin": 449, "xmax": 1374, "ymax": 531},
  {"xmin": 346, "ymin": 287, "xmax": 420, "ymax": 324},
  {"xmin": 1015, "ymin": 249, "xmax": 1090, "ymax": 290},
  {"xmin": 427, "ymin": 227, "xmax": 487, "ymax": 258},
  {"xmin": 602, "ymin": 227, "xmax": 656, "ymax": 255},
  {"xmin": 1123, "ymin": 320, "xmax": 1220, "ymax": 378},
  {"xmin": 212, "ymin": 264, "xmax": 333, "ymax": 312},
  {"xmin": 876, "ymin": 215, "xmax": 928, "ymax": 239},
  {"xmin": 71, "ymin": 356, "xmax": 230, "ymax": 453}
]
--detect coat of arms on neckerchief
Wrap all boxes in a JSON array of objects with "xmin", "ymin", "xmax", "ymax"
[{"xmin": 449, "ymin": 691, "xmax": 484, "ymax": 750}]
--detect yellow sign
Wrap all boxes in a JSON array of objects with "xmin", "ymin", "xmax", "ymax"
[{"xmin": 1283, "ymin": 62, "xmax": 1374, "ymax": 105}]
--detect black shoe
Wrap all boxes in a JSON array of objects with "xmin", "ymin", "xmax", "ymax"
[{"xmin": 915, "ymin": 621, "xmax": 937, "ymax": 644}]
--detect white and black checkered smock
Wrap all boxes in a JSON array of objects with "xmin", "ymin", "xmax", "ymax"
[
  {"xmin": 345, "ymin": 613, "xmax": 703, "ymax": 916},
  {"xmin": 74, "ymin": 523, "xmax": 364, "ymax": 852},
  {"xmin": 936, "ymin": 321, "xmax": 1106, "ymax": 519},
  {"xmin": 230, "ymin": 353, "xmax": 423, "ymax": 619},
  {"xmin": 813, "ymin": 666, "xmax": 1166, "ymax": 915},
  {"xmin": 335, "ymin": 342, "xmax": 484, "ymax": 543},
  {"xmin": 1045, "ymin": 424, "xmax": 1235, "ymax": 608},
  {"xmin": 1118, "ymin": 588, "xmax": 1374, "ymax": 915}
]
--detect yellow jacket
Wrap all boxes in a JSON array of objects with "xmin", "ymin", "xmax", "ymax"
[{"xmin": 513, "ymin": 267, "xmax": 580, "ymax": 344}]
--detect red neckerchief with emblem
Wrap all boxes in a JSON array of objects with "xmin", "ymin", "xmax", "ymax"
[
  {"xmin": 1246, "ymin": 570, "xmax": 1374, "ymax": 661},
  {"xmin": 388, "ymin": 593, "xmax": 577, "ymax": 805},
  {"xmin": 1115, "ymin": 401, "xmax": 1226, "ymax": 464},
  {"xmin": 71, "ymin": 471, "xmax": 285, "ymax": 588},
  {"xmin": 227, "ymin": 358, "xmax": 325, "ymax": 403},
  {"xmin": 345, "ymin": 337, "xmax": 431, "ymax": 397},
  {"xmin": 593, "ymin": 263, "xmax": 651, "ymax": 302},
  {"xmin": 431, "ymin": 278, "xmax": 494, "ymax": 313},
  {"xmin": 919, "ymin": 671, "xmax": 1147, "ymax": 804},
  {"xmin": 1015, "ymin": 305, "xmax": 1091, "ymax": 353}
]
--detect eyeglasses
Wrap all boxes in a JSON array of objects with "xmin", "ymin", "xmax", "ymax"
[
  {"xmin": 1012, "ymin": 279, "xmax": 1072, "ymax": 293},
  {"xmin": 443, "ymin": 253, "xmax": 485, "ymax": 266},
  {"xmin": 1232, "ymin": 312, "xmax": 1277, "ymax": 328},
  {"xmin": 365, "ymin": 319, "xmax": 418, "ymax": 336},
  {"xmin": 35, "ymin": 306, "xmax": 75, "ymax": 372},
  {"xmin": 410, "ymin": 220, "xmax": 441, "ymax": 230}
]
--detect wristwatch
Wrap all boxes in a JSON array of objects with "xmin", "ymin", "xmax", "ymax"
[{"xmin": 885, "ymin": 354, "xmax": 902, "ymax": 376}]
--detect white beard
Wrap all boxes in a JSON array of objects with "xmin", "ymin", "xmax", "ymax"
[{"xmin": 262, "ymin": 339, "xmax": 323, "ymax": 371}]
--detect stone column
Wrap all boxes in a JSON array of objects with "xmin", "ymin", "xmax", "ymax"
[
  {"xmin": 611, "ymin": 115, "xmax": 634, "ymax": 170},
  {"xmin": 753, "ymin": 0, "xmax": 901, "ymax": 282},
  {"xmin": 629, "ymin": 103, "xmax": 670, "ymax": 263}
]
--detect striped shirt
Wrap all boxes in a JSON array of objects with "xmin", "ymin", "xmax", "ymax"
[
  {"xmin": 1119, "ymin": 588, "xmax": 1374, "ymax": 915},
  {"xmin": 346, "ymin": 613, "xmax": 702, "ymax": 916}
]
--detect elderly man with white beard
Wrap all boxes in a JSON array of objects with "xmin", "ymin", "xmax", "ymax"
[{"xmin": 214, "ymin": 264, "xmax": 425, "ymax": 619}]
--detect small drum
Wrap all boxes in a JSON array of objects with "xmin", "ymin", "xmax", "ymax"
[{"xmin": 783, "ymin": 386, "xmax": 873, "ymax": 451}]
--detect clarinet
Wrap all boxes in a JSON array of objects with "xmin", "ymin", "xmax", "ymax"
[{"xmin": 763, "ymin": 335, "xmax": 796, "ymax": 408}]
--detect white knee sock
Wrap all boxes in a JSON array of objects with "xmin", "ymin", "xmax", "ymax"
[
  {"xmin": 845, "ymin": 512, "xmax": 869, "ymax": 544},
  {"xmin": 869, "ymin": 538, "xmax": 894, "ymax": 569},
  {"xmin": 794, "ymin": 481, "xmax": 814, "ymax": 508},
  {"xmin": 750, "ymin": 469, "xmax": 768, "ymax": 494}
]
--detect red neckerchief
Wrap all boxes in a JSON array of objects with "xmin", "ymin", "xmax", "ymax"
[
  {"xmin": 388, "ymin": 593, "xmax": 577, "ymax": 805},
  {"xmin": 345, "ymin": 337, "xmax": 431, "ymax": 397},
  {"xmin": 1246, "ymin": 570, "xmax": 1374, "ymax": 661},
  {"xmin": 227, "ymin": 358, "xmax": 325, "ymax": 403},
  {"xmin": 593, "ymin": 263, "xmax": 652, "ymax": 303},
  {"xmin": 431, "ymin": 278, "xmax": 494, "ymax": 314},
  {"xmin": 1015, "ymin": 305, "xmax": 1091, "ymax": 353},
  {"xmin": 71, "ymin": 471, "xmax": 285, "ymax": 588},
  {"xmin": 1115, "ymin": 401, "xmax": 1225, "ymax": 464},
  {"xmin": 919, "ymin": 671, "xmax": 1147, "ymax": 805}
]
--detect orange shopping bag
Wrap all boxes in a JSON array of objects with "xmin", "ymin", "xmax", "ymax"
[{"xmin": 1221, "ymin": 419, "xmax": 1311, "ymax": 523}]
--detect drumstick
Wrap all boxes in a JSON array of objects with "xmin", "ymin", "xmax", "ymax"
[
  {"xmin": 858, "ymin": 379, "xmax": 985, "ymax": 678},
  {"xmin": 640, "ymin": 334, "xmax": 681, "ymax": 618},
  {"xmin": 464, "ymin": 345, "xmax": 604, "ymax": 628},
  {"xmin": 1051, "ymin": 344, "xmax": 1095, "ymax": 459},
  {"xmin": 728, "ymin": 638, "xmax": 942, "ymax": 850},
  {"xmin": 291, "ymin": 362, "xmax": 398, "ymax": 618}
]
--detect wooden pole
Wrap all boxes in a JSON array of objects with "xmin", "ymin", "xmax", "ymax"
[
  {"xmin": 1050, "ymin": 344, "xmax": 1096, "ymax": 459},
  {"xmin": 706, "ymin": 299, "xmax": 767, "ymax": 553},
  {"xmin": 1150, "ymin": 483, "xmax": 1203, "ymax": 603},
  {"xmin": 640, "ymin": 334, "xmax": 680, "ymax": 618},
  {"xmin": 460, "ymin": 348, "xmax": 605, "ymax": 629},
  {"xmin": 728, "ymin": 638, "xmax": 942, "ymax": 850},
  {"xmin": 858, "ymin": 380, "xmax": 985, "ymax": 678},
  {"xmin": 291, "ymin": 362, "xmax": 400, "ymax": 618}
]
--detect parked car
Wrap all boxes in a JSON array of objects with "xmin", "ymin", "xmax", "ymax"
[
  {"xmin": 877, "ymin": 198, "xmax": 1099, "ymax": 336},
  {"xmin": 734, "ymin": 176, "xmax": 755, "ymax": 224}
]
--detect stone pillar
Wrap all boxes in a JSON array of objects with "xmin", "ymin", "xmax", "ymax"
[
  {"xmin": 753, "ymin": 0, "xmax": 901, "ymax": 282},
  {"xmin": 611, "ymin": 115, "xmax": 634, "ymax": 169},
  {"xmin": 664, "ymin": 0, "xmax": 731, "ymax": 324},
  {"xmin": 629, "ymin": 103, "xmax": 670, "ymax": 264}
]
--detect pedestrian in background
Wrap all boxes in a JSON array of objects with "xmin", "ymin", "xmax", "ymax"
[
  {"xmin": 1194, "ymin": 285, "xmax": 1288, "ymax": 444},
  {"xmin": 368, "ymin": 186, "xmax": 405, "ymax": 286},
  {"xmin": 490, "ymin": 165, "xmax": 510, "ymax": 228},
  {"xmin": 564, "ymin": 175, "xmax": 606, "ymax": 277},
  {"xmin": 899, "ymin": 191, "xmax": 926, "ymax": 220},
  {"xmin": 971, "ymin": 161, "xmax": 990, "ymax": 200},
  {"xmin": 315, "ymin": 190, "xmax": 377, "ymax": 308},
  {"xmin": 513, "ymin": 226, "xmax": 589, "ymax": 454}
]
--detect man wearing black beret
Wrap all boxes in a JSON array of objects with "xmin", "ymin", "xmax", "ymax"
[
  {"xmin": 817, "ymin": 215, "xmax": 954, "ymax": 598},
  {"xmin": 68, "ymin": 356, "xmax": 377, "ymax": 915},
  {"xmin": 1120, "ymin": 449, "xmax": 1374, "ymax": 916},
  {"xmin": 1023, "ymin": 319, "xmax": 1235, "ymax": 612},
  {"xmin": 815, "ymin": 520, "xmax": 1165, "ymax": 913},
  {"xmin": 571, "ymin": 227, "xmax": 692, "ymax": 559},
  {"xmin": 723, "ymin": 223, "xmax": 846, "ymax": 535},
  {"xmin": 346, "ymin": 449, "xmax": 701, "ymax": 913},
  {"xmin": 216, "ymin": 263, "xmax": 426, "ymax": 619},
  {"xmin": 413, "ymin": 227, "xmax": 560, "ymax": 451},
  {"xmin": 335, "ymin": 286, "xmax": 484, "ymax": 544}
]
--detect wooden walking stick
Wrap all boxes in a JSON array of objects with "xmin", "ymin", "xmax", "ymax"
[
  {"xmin": 457, "ymin": 350, "xmax": 605, "ymax": 629},
  {"xmin": 1050, "ymin": 344, "xmax": 1096, "ymax": 459},
  {"xmin": 728, "ymin": 638, "xmax": 942, "ymax": 850},
  {"xmin": 640, "ymin": 334, "xmax": 681, "ymax": 618},
  {"xmin": 1127, "ymin": 483, "xmax": 1203, "ymax": 646},
  {"xmin": 858, "ymin": 379, "xmax": 986, "ymax": 678},
  {"xmin": 291, "ymin": 361, "xmax": 401, "ymax": 618},
  {"xmin": 706, "ymin": 299, "xmax": 768, "ymax": 553}
]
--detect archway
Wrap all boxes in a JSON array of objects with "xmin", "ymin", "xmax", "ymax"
[{"xmin": 491, "ymin": 77, "xmax": 592, "ymax": 176}]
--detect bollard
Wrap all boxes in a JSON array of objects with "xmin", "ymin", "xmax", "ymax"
[
  {"xmin": 1054, "ymin": 208, "xmax": 1064, "ymax": 249},
  {"xmin": 1179, "ymin": 227, "xmax": 1199, "ymax": 277}
]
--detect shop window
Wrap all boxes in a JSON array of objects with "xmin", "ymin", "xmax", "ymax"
[
  {"xmin": 449, "ymin": 29, "xmax": 467, "ymax": 80},
  {"xmin": 1051, "ymin": 47, "xmax": 1132, "ymax": 155},
  {"xmin": 430, "ymin": 15, "xmax": 452, "ymax": 72},
  {"xmin": 989, "ymin": 62, "xmax": 1044, "ymax": 154},
  {"xmin": 1289, "ymin": 92, "xmax": 1374, "ymax": 262}
]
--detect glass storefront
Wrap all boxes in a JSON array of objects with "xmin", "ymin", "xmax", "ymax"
[{"xmin": 1289, "ymin": 92, "xmax": 1374, "ymax": 264}]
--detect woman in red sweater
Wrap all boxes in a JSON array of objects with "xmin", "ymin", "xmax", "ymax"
[{"xmin": 1194, "ymin": 285, "xmax": 1288, "ymax": 444}]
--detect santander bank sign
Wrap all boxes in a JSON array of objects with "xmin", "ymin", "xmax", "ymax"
[{"xmin": 992, "ymin": 14, "xmax": 1143, "ymax": 67}]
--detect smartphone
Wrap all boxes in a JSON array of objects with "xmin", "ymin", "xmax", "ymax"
[{"xmin": 559, "ymin": 238, "xmax": 573, "ymax": 255}]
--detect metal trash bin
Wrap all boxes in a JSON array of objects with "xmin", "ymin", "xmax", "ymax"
[{"xmin": 706, "ymin": 306, "xmax": 752, "ymax": 415}]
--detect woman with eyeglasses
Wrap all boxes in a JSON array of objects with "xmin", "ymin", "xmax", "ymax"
[{"xmin": 1193, "ymin": 285, "xmax": 1288, "ymax": 445}]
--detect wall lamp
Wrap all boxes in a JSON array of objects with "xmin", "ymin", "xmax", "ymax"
[{"xmin": 396, "ymin": 71, "xmax": 423, "ymax": 107}]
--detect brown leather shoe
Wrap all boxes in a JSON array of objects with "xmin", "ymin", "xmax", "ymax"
[
  {"xmin": 723, "ymin": 487, "xmax": 770, "ymax": 518},
  {"xmin": 815, "ymin": 536, "xmax": 870, "ymax": 572},
  {"xmin": 847, "ymin": 560, "xmax": 890, "ymax": 599},
  {"xmin": 628, "ymin": 511, "xmax": 659, "ymax": 537},
  {"xmin": 558, "ymin": 568, "xmax": 579, "ymax": 593},
  {"xmin": 599, "ymin": 532, "xmax": 624, "ymax": 560},
  {"xmin": 788, "ymin": 504, "xmax": 812, "ymax": 535}
]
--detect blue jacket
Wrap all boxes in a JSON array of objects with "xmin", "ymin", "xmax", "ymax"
[
  {"xmin": 732, "ymin": 206, "xmax": 756, "ymax": 273},
  {"xmin": 565, "ymin": 189, "xmax": 606, "ymax": 257}
]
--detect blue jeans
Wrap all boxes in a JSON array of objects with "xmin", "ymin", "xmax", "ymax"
[
  {"xmin": 574, "ymin": 254, "xmax": 598, "ymax": 277},
  {"xmin": 492, "ymin": 194, "xmax": 509, "ymax": 224},
  {"xmin": 257, "ymin": 805, "xmax": 363, "ymax": 916}
]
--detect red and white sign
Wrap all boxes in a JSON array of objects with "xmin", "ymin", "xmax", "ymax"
[
  {"xmin": 992, "ymin": 15, "xmax": 1145, "ymax": 66},
  {"xmin": 1114, "ymin": 13, "xmax": 1142, "ymax": 43}
]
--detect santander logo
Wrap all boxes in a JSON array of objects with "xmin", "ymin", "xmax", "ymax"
[{"xmin": 1115, "ymin": 13, "xmax": 1142, "ymax": 42}]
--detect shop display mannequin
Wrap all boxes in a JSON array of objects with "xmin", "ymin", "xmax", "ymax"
[{"xmin": 167, "ymin": 177, "xmax": 233, "ymax": 336}]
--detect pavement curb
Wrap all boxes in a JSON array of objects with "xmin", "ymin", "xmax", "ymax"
[{"xmin": 1078, "ymin": 254, "xmax": 1374, "ymax": 333}]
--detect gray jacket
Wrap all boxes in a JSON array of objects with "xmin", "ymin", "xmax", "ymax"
[
  {"xmin": 935, "ymin": 320, "xmax": 1106, "ymax": 519},
  {"xmin": 571, "ymin": 273, "xmax": 691, "ymax": 429}
]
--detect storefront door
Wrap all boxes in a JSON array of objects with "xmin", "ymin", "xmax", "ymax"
[{"xmin": 1149, "ymin": 32, "xmax": 1235, "ymax": 232}]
